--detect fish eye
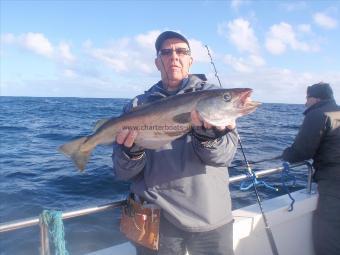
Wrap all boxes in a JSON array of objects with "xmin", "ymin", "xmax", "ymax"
[{"xmin": 223, "ymin": 93, "xmax": 231, "ymax": 102}]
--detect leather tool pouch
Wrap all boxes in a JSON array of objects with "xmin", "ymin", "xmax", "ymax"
[{"xmin": 120, "ymin": 196, "xmax": 160, "ymax": 250}]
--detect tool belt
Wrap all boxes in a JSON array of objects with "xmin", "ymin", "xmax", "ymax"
[{"xmin": 120, "ymin": 194, "xmax": 161, "ymax": 250}]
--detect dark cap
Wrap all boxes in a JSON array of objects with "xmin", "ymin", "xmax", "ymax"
[
  {"xmin": 307, "ymin": 82, "xmax": 334, "ymax": 100},
  {"xmin": 155, "ymin": 31, "xmax": 190, "ymax": 53}
]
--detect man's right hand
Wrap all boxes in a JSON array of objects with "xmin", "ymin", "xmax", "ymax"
[{"xmin": 115, "ymin": 130, "xmax": 138, "ymax": 148}]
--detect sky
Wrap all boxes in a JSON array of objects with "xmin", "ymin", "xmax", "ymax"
[{"xmin": 1, "ymin": 0, "xmax": 339, "ymax": 103}]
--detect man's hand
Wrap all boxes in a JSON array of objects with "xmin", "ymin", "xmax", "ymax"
[
  {"xmin": 116, "ymin": 129, "xmax": 138, "ymax": 148},
  {"xmin": 191, "ymin": 110, "xmax": 235, "ymax": 130}
]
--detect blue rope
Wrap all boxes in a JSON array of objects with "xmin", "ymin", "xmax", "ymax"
[
  {"xmin": 240, "ymin": 170, "xmax": 278, "ymax": 192},
  {"xmin": 281, "ymin": 162, "xmax": 296, "ymax": 212},
  {"xmin": 41, "ymin": 210, "xmax": 69, "ymax": 255}
]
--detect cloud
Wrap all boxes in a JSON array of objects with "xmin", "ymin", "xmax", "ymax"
[
  {"xmin": 223, "ymin": 54, "xmax": 265, "ymax": 73},
  {"xmin": 230, "ymin": 0, "xmax": 243, "ymax": 10},
  {"xmin": 3, "ymin": 62, "xmax": 339, "ymax": 103},
  {"xmin": 217, "ymin": 18, "xmax": 265, "ymax": 73},
  {"xmin": 86, "ymin": 33, "xmax": 156, "ymax": 74},
  {"xmin": 63, "ymin": 69, "xmax": 77, "ymax": 78},
  {"xmin": 280, "ymin": 1, "xmax": 307, "ymax": 12},
  {"xmin": 87, "ymin": 38, "xmax": 132, "ymax": 73},
  {"xmin": 1, "ymin": 32, "xmax": 75, "ymax": 63},
  {"xmin": 297, "ymin": 24, "xmax": 311, "ymax": 33},
  {"xmin": 57, "ymin": 42, "xmax": 75, "ymax": 63},
  {"xmin": 249, "ymin": 54, "xmax": 265, "ymax": 67},
  {"xmin": 1, "ymin": 33, "xmax": 16, "ymax": 44},
  {"xmin": 134, "ymin": 30, "xmax": 160, "ymax": 50},
  {"xmin": 265, "ymin": 22, "xmax": 319, "ymax": 54},
  {"xmin": 217, "ymin": 66, "xmax": 340, "ymax": 103},
  {"xmin": 224, "ymin": 55, "xmax": 252, "ymax": 73},
  {"xmin": 85, "ymin": 30, "xmax": 210, "ymax": 75},
  {"xmin": 189, "ymin": 39, "xmax": 211, "ymax": 63},
  {"xmin": 219, "ymin": 18, "xmax": 259, "ymax": 54},
  {"xmin": 2, "ymin": 29, "xmax": 210, "ymax": 83},
  {"xmin": 19, "ymin": 32, "xmax": 54, "ymax": 57},
  {"xmin": 313, "ymin": 12, "xmax": 338, "ymax": 29}
]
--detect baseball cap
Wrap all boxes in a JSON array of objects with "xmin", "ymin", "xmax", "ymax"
[{"xmin": 155, "ymin": 31, "xmax": 190, "ymax": 53}]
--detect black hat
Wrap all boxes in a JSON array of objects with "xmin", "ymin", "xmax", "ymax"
[
  {"xmin": 307, "ymin": 82, "xmax": 334, "ymax": 100},
  {"xmin": 155, "ymin": 31, "xmax": 190, "ymax": 53}
]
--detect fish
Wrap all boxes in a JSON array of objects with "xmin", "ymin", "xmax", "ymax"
[{"xmin": 59, "ymin": 88, "xmax": 260, "ymax": 171}]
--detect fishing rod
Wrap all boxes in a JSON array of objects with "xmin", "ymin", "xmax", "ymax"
[
  {"xmin": 205, "ymin": 46, "xmax": 223, "ymax": 87},
  {"xmin": 237, "ymin": 135, "xmax": 279, "ymax": 255},
  {"xmin": 205, "ymin": 45, "xmax": 279, "ymax": 255}
]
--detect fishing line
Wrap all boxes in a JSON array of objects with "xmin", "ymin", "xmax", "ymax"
[
  {"xmin": 205, "ymin": 45, "xmax": 222, "ymax": 88},
  {"xmin": 230, "ymin": 155, "xmax": 282, "ymax": 168},
  {"xmin": 237, "ymin": 135, "xmax": 279, "ymax": 255},
  {"xmin": 158, "ymin": 52, "xmax": 170, "ymax": 91},
  {"xmin": 158, "ymin": 44, "xmax": 191, "ymax": 92},
  {"xmin": 205, "ymin": 45, "xmax": 279, "ymax": 255}
]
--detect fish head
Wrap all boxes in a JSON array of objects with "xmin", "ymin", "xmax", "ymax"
[{"xmin": 196, "ymin": 88, "xmax": 261, "ymax": 127}]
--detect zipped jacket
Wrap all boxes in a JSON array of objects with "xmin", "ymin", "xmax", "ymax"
[
  {"xmin": 113, "ymin": 74, "xmax": 238, "ymax": 232},
  {"xmin": 282, "ymin": 99, "xmax": 340, "ymax": 184}
]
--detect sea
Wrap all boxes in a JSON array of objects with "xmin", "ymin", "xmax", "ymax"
[{"xmin": 0, "ymin": 96, "xmax": 308, "ymax": 255}]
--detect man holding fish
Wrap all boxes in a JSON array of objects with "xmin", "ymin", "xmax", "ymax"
[
  {"xmin": 60, "ymin": 30, "xmax": 259, "ymax": 254},
  {"xmin": 112, "ymin": 31, "xmax": 259, "ymax": 255}
]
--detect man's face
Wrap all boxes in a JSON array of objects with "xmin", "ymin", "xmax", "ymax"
[
  {"xmin": 305, "ymin": 96, "xmax": 320, "ymax": 108},
  {"xmin": 155, "ymin": 38, "xmax": 193, "ymax": 90}
]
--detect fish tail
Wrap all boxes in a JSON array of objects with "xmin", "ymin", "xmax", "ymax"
[{"xmin": 58, "ymin": 137, "xmax": 92, "ymax": 171}]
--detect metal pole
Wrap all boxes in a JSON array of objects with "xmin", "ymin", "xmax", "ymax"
[
  {"xmin": 305, "ymin": 161, "xmax": 315, "ymax": 194},
  {"xmin": 39, "ymin": 217, "xmax": 50, "ymax": 255},
  {"xmin": 229, "ymin": 161, "xmax": 307, "ymax": 183},
  {"xmin": 0, "ymin": 163, "xmax": 313, "ymax": 234},
  {"xmin": 0, "ymin": 200, "xmax": 126, "ymax": 233}
]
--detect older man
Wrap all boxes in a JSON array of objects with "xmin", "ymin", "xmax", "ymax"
[
  {"xmin": 113, "ymin": 31, "xmax": 238, "ymax": 255},
  {"xmin": 282, "ymin": 82, "xmax": 340, "ymax": 255}
]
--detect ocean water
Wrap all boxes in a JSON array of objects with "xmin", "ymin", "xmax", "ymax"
[{"xmin": 0, "ymin": 96, "xmax": 307, "ymax": 255}]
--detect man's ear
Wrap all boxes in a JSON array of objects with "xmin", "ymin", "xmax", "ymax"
[
  {"xmin": 189, "ymin": 56, "xmax": 193, "ymax": 68},
  {"xmin": 155, "ymin": 57, "xmax": 161, "ymax": 71}
]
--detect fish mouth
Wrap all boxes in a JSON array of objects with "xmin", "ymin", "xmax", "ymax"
[
  {"xmin": 239, "ymin": 89, "xmax": 252, "ymax": 104},
  {"xmin": 237, "ymin": 89, "xmax": 261, "ymax": 114}
]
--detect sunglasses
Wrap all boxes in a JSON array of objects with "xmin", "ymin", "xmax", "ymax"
[{"xmin": 158, "ymin": 48, "xmax": 191, "ymax": 57}]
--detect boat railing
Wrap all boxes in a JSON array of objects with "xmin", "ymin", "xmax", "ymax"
[{"xmin": 0, "ymin": 161, "xmax": 315, "ymax": 249}]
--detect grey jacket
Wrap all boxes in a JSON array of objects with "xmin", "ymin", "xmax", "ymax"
[
  {"xmin": 113, "ymin": 74, "xmax": 238, "ymax": 232},
  {"xmin": 282, "ymin": 99, "xmax": 340, "ymax": 186}
]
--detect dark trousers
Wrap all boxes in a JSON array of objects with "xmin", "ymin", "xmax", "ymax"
[
  {"xmin": 135, "ymin": 215, "xmax": 234, "ymax": 255},
  {"xmin": 313, "ymin": 194, "xmax": 340, "ymax": 255}
]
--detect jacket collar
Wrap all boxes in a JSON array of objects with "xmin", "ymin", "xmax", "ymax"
[
  {"xmin": 303, "ymin": 99, "xmax": 337, "ymax": 115},
  {"xmin": 147, "ymin": 74, "xmax": 207, "ymax": 98}
]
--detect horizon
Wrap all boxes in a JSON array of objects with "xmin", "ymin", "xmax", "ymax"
[
  {"xmin": 1, "ymin": 0, "xmax": 339, "ymax": 104},
  {"xmin": 0, "ymin": 94, "xmax": 305, "ymax": 105}
]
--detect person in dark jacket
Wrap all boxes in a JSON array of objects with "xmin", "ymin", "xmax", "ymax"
[
  {"xmin": 282, "ymin": 82, "xmax": 340, "ymax": 255},
  {"xmin": 112, "ymin": 31, "xmax": 238, "ymax": 255}
]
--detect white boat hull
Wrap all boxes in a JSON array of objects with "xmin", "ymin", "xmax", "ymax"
[{"xmin": 88, "ymin": 187, "xmax": 318, "ymax": 255}]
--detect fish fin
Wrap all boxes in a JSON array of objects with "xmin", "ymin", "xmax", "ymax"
[
  {"xmin": 93, "ymin": 118, "xmax": 110, "ymax": 132},
  {"xmin": 58, "ymin": 137, "xmax": 92, "ymax": 171},
  {"xmin": 172, "ymin": 112, "xmax": 191, "ymax": 124}
]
